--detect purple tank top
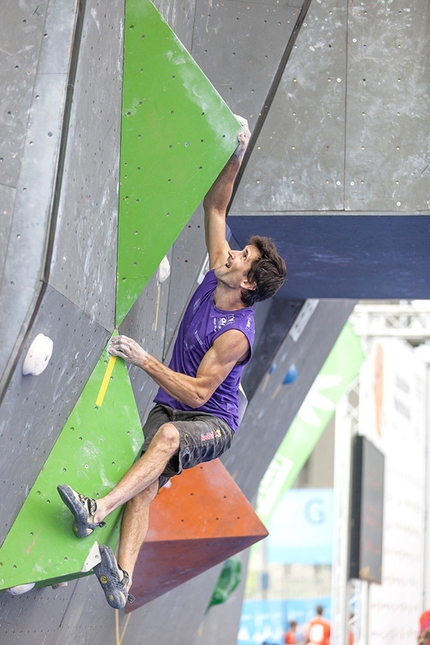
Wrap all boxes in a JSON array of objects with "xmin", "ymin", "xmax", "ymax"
[{"xmin": 154, "ymin": 270, "xmax": 254, "ymax": 431}]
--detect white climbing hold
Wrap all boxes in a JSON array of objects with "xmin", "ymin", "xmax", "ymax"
[
  {"xmin": 22, "ymin": 333, "xmax": 53, "ymax": 376},
  {"xmin": 6, "ymin": 582, "xmax": 36, "ymax": 596},
  {"xmin": 81, "ymin": 541, "xmax": 102, "ymax": 572},
  {"xmin": 156, "ymin": 256, "xmax": 171, "ymax": 284}
]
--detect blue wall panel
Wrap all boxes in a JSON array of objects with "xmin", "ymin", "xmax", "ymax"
[{"xmin": 230, "ymin": 215, "xmax": 430, "ymax": 299}]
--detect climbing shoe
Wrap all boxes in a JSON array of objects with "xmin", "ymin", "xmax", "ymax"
[
  {"xmin": 93, "ymin": 545, "xmax": 135, "ymax": 610},
  {"xmin": 57, "ymin": 484, "xmax": 105, "ymax": 538}
]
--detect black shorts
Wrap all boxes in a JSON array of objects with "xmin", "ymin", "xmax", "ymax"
[{"xmin": 141, "ymin": 403, "xmax": 235, "ymax": 487}]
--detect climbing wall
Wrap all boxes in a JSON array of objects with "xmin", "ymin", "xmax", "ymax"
[
  {"xmin": 162, "ymin": 0, "xmax": 304, "ymax": 350},
  {"xmin": 0, "ymin": 0, "xmax": 81, "ymax": 391},
  {"xmin": 0, "ymin": 347, "xmax": 143, "ymax": 591},
  {"xmin": 116, "ymin": 0, "xmax": 240, "ymax": 324},
  {"xmin": 129, "ymin": 459, "xmax": 268, "ymax": 610},
  {"xmin": 0, "ymin": 0, "xmax": 242, "ymax": 606},
  {"xmin": 229, "ymin": 0, "xmax": 430, "ymax": 299}
]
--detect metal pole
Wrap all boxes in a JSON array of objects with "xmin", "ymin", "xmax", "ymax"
[
  {"xmin": 360, "ymin": 580, "xmax": 369, "ymax": 645},
  {"xmin": 423, "ymin": 359, "xmax": 430, "ymax": 610},
  {"xmin": 330, "ymin": 393, "xmax": 353, "ymax": 644}
]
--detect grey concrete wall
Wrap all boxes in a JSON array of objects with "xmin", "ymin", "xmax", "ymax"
[
  {"xmin": 229, "ymin": 0, "xmax": 430, "ymax": 299},
  {"xmin": 0, "ymin": 0, "xmax": 80, "ymax": 393}
]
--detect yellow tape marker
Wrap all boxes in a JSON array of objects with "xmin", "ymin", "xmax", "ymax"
[
  {"xmin": 154, "ymin": 282, "xmax": 161, "ymax": 331},
  {"xmin": 115, "ymin": 609, "xmax": 132, "ymax": 645},
  {"xmin": 95, "ymin": 355, "xmax": 116, "ymax": 407},
  {"xmin": 260, "ymin": 373, "xmax": 270, "ymax": 393},
  {"xmin": 121, "ymin": 614, "xmax": 132, "ymax": 643},
  {"xmin": 271, "ymin": 383, "xmax": 282, "ymax": 400},
  {"xmin": 115, "ymin": 609, "xmax": 120, "ymax": 645}
]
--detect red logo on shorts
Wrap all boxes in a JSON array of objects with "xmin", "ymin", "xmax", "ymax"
[{"xmin": 201, "ymin": 431, "xmax": 214, "ymax": 441}]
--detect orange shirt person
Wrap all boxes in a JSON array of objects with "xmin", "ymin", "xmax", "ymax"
[
  {"xmin": 306, "ymin": 605, "xmax": 330, "ymax": 645},
  {"xmin": 285, "ymin": 620, "xmax": 298, "ymax": 644}
]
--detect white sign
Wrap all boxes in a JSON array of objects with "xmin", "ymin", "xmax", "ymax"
[{"xmin": 359, "ymin": 339, "xmax": 426, "ymax": 645}]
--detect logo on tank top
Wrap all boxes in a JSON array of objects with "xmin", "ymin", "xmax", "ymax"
[
  {"xmin": 213, "ymin": 314, "xmax": 235, "ymax": 332},
  {"xmin": 194, "ymin": 330, "xmax": 204, "ymax": 347}
]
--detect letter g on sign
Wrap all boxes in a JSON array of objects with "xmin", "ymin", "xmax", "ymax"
[{"xmin": 304, "ymin": 498, "xmax": 325, "ymax": 525}]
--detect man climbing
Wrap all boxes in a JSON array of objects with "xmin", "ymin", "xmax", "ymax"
[{"xmin": 57, "ymin": 117, "xmax": 287, "ymax": 609}]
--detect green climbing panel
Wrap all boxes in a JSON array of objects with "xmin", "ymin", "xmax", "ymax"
[
  {"xmin": 116, "ymin": 0, "xmax": 241, "ymax": 324},
  {"xmin": 0, "ymin": 346, "xmax": 143, "ymax": 591}
]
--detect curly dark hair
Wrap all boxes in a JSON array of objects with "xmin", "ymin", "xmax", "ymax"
[{"xmin": 240, "ymin": 235, "xmax": 287, "ymax": 306}]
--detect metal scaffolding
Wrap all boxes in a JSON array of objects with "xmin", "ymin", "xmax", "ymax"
[{"xmin": 350, "ymin": 301, "xmax": 430, "ymax": 342}]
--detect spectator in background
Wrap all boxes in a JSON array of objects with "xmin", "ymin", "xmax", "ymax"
[
  {"xmin": 348, "ymin": 612, "xmax": 355, "ymax": 644},
  {"xmin": 285, "ymin": 620, "xmax": 298, "ymax": 644},
  {"xmin": 305, "ymin": 605, "xmax": 330, "ymax": 645}
]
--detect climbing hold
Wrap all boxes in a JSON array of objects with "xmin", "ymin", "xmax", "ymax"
[
  {"xmin": 268, "ymin": 362, "xmax": 277, "ymax": 375},
  {"xmin": 155, "ymin": 256, "xmax": 171, "ymax": 331},
  {"xmin": 81, "ymin": 541, "xmax": 102, "ymax": 572},
  {"xmin": 22, "ymin": 333, "xmax": 53, "ymax": 376},
  {"xmin": 271, "ymin": 364, "xmax": 298, "ymax": 400},
  {"xmin": 208, "ymin": 557, "xmax": 242, "ymax": 609},
  {"xmin": 283, "ymin": 363, "xmax": 298, "ymax": 385},
  {"xmin": 6, "ymin": 582, "xmax": 35, "ymax": 596},
  {"xmin": 156, "ymin": 256, "xmax": 171, "ymax": 284}
]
